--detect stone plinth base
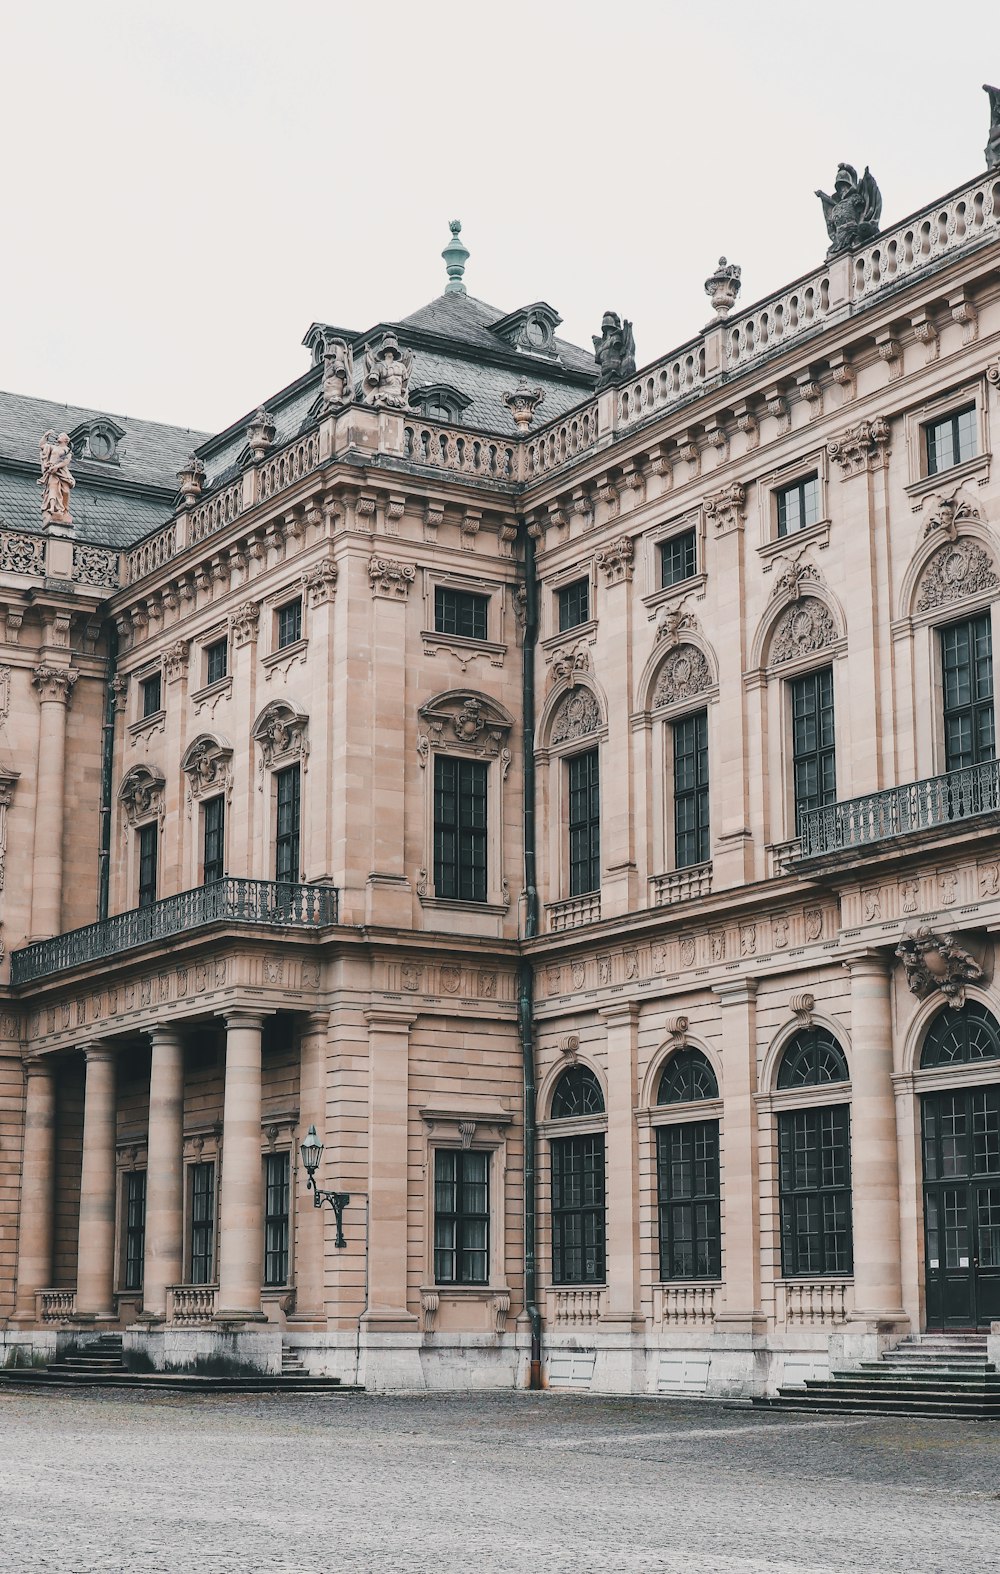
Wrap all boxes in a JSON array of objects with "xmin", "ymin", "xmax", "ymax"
[
  {"xmin": 123, "ymin": 1324, "xmax": 281, "ymax": 1375},
  {"xmin": 828, "ymin": 1316, "xmax": 909, "ymax": 1372}
]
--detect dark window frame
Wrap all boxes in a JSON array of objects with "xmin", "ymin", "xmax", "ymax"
[
  {"xmin": 660, "ymin": 529, "xmax": 698, "ymax": 588},
  {"xmin": 123, "ymin": 1169, "xmax": 146, "ymax": 1292},
  {"xmin": 790, "ymin": 666, "xmax": 836, "ymax": 834},
  {"xmin": 925, "ymin": 403, "xmax": 977, "ymax": 477},
  {"xmin": 433, "ymin": 755, "xmax": 488, "ymax": 903},
  {"xmin": 140, "ymin": 672, "xmax": 162, "ymax": 719},
  {"xmin": 940, "ymin": 614, "xmax": 995, "ymax": 773},
  {"xmin": 920, "ymin": 1002, "xmax": 1000, "ymax": 1069},
  {"xmin": 263, "ymin": 1150, "xmax": 290, "ymax": 1288},
  {"xmin": 778, "ymin": 1104, "xmax": 853, "ymax": 1278},
  {"xmin": 202, "ymin": 794, "xmax": 225, "ymax": 885},
  {"xmin": 672, "ymin": 710, "xmax": 710, "ymax": 869},
  {"xmin": 189, "ymin": 1160, "xmax": 215, "ymax": 1285},
  {"xmin": 276, "ymin": 597, "xmax": 303, "ymax": 650},
  {"xmin": 434, "ymin": 586, "xmax": 489, "ymax": 642},
  {"xmin": 551, "ymin": 1065, "xmax": 605, "ymax": 1119},
  {"xmin": 776, "ymin": 473, "xmax": 821, "ymax": 538},
  {"xmin": 657, "ymin": 1119, "xmax": 721, "ymax": 1281},
  {"xmin": 558, "ymin": 577, "xmax": 590, "ymax": 633},
  {"xmin": 205, "ymin": 639, "xmax": 228, "ymax": 686},
  {"xmin": 274, "ymin": 763, "xmax": 301, "ymax": 885},
  {"xmin": 551, "ymin": 1132, "xmax": 606, "ymax": 1285},
  {"xmin": 567, "ymin": 748, "xmax": 600, "ymax": 896},
  {"xmin": 657, "ymin": 1048, "xmax": 719, "ymax": 1105},
  {"xmin": 433, "ymin": 1147, "xmax": 490, "ymax": 1286},
  {"xmin": 137, "ymin": 821, "xmax": 158, "ymax": 909}
]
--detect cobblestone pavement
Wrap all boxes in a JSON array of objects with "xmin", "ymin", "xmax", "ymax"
[{"xmin": 1, "ymin": 1388, "xmax": 998, "ymax": 1573}]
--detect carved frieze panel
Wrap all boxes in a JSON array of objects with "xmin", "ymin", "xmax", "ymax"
[
  {"xmin": 652, "ymin": 644, "xmax": 713, "ymax": 708},
  {"xmin": 252, "ymin": 699, "xmax": 309, "ymax": 782},
  {"xmin": 769, "ymin": 596, "xmax": 838, "ymax": 665},
  {"xmin": 550, "ymin": 688, "xmax": 602, "ymax": 745},
  {"xmin": 181, "ymin": 734, "xmax": 234, "ymax": 802},
  {"xmin": 118, "ymin": 763, "xmax": 166, "ymax": 828},
  {"xmin": 915, "ymin": 538, "xmax": 999, "ymax": 612}
]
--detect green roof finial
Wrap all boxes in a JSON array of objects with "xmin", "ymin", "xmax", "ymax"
[{"xmin": 442, "ymin": 219, "xmax": 469, "ymax": 295}]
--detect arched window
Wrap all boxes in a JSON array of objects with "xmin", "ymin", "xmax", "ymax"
[
  {"xmin": 920, "ymin": 1002, "xmax": 1000, "ymax": 1068},
  {"xmin": 550, "ymin": 1065, "xmax": 604, "ymax": 1119},
  {"xmin": 657, "ymin": 1048, "xmax": 719, "ymax": 1104},
  {"xmin": 775, "ymin": 1027, "xmax": 852, "ymax": 1279},
  {"xmin": 777, "ymin": 1028, "xmax": 849, "ymax": 1089},
  {"xmin": 549, "ymin": 1065, "xmax": 605, "ymax": 1286}
]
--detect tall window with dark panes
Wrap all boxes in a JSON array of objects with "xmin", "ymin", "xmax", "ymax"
[
  {"xmin": 276, "ymin": 597, "xmax": 303, "ymax": 650},
  {"xmin": 434, "ymin": 1148, "xmax": 489, "ymax": 1285},
  {"xmin": 558, "ymin": 577, "xmax": 590, "ymax": 632},
  {"xmin": 123, "ymin": 1170, "xmax": 146, "ymax": 1292},
  {"xmin": 274, "ymin": 765, "xmax": 300, "ymax": 884},
  {"xmin": 190, "ymin": 1162, "xmax": 215, "ymax": 1284},
  {"xmin": 657, "ymin": 1123, "xmax": 720, "ymax": 1280},
  {"xmin": 778, "ymin": 1106, "xmax": 853, "ymax": 1276},
  {"xmin": 660, "ymin": 528, "xmax": 697, "ymax": 588},
  {"xmin": 137, "ymin": 822, "xmax": 158, "ymax": 908},
  {"xmin": 433, "ymin": 756, "xmax": 487, "ymax": 902},
  {"xmin": 551, "ymin": 1134, "xmax": 606, "ymax": 1284},
  {"xmin": 205, "ymin": 639, "xmax": 228, "ymax": 686},
  {"xmin": 672, "ymin": 710, "xmax": 709, "ymax": 867},
  {"xmin": 203, "ymin": 795, "xmax": 225, "ymax": 884},
  {"xmin": 790, "ymin": 667, "xmax": 836, "ymax": 834},
  {"xmin": 567, "ymin": 749, "xmax": 600, "ymax": 895},
  {"xmin": 776, "ymin": 474, "xmax": 821, "ymax": 537},
  {"xmin": 263, "ymin": 1151, "xmax": 290, "ymax": 1287},
  {"xmin": 926, "ymin": 404, "xmax": 977, "ymax": 476},
  {"xmin": 434, "ymin": 586, "xmax": 488, "ymax": 641},
  {"xmin": 941, "ymin": 614, "xmax": 995, "ymax": 772},
  {"xmin": 140, "ymin": 672, "xmax": 162, "ymax": 718}
]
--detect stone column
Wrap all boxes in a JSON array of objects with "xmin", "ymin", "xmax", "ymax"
[
  {"xmin": 13, "ymin": 1059, "xmax": 56, "ymax": 1320},
  {"xmin": 362, "ymin": 1009, "xmax": 418, "ymax": 1331},
  {"xmin": 705, "ymin": 491, "xmax": 752, "ymax": 888},
  {"xmin": 291, "ymin": 1011, "xmax": 329, "ymax": 1325},
  {"xmin": 76, "ymin": 1043, "xmax": 117, "ymax": 1319},
  {"xmin": 29, "ymin": 665, "xmax": 77, "ymax": 940},
  {"xmin": 217, "ymin": 1011, "xmax": 266, "ymax": 1320},
  {"xmin": 845, "ymin": 954, "xmax": 906, "ymax": 1327},
  {"xmin": 365, "ymin": 558, "xmax": 413, "ymax": 926},
  {"xmin": 142, "ymin": 1026, "xmax": 185, "ymax": 1320},
  {"xmin": 592, "ymin": 1001, "xmax": 644, "ymax": 1393},
  {"xmin": 594, "ymin": 532, "xmax": 637, "ymax": 916},
  {"xmin": 713, "ymin": 978, "xmax": 762, "ymax": 1329}
]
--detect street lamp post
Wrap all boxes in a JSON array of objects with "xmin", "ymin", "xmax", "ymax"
[{"xmin": 299, "ymin": 1124, "xmax": 350, "ymax": 1249}]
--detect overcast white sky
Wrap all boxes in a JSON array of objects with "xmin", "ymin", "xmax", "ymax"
[{"xmin": 2, "ymin": 1, "xmax": 999, "ymax": 436}]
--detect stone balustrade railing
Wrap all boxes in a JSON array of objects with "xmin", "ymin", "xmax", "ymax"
[
  {"xmin": 654, "ymin": 1283, "xmax": 718, "ymax": 1327},
  {"xmin": 402, "ymin": 420, "xmax": 516, "ymax": 483},
  {"xmin": 779, "ymin": 1279, "xmax": 852, "ymax": 1327},
  {"xmin": 768, "ymin": 838, "xmax": 802, "ymax": 877},
  {"xmin": 546, "ymin": 892, "xmax": 601, "ymax": 933},
  {"xmin": 650, "ymin": 864, "xmax": 713, "ymax": 906},
  {"xmin": 187, "ymin": 478, "xmax": 244, "ymax": 548},
  {"xmin": 257, "ymin": 432, "xmax": 321, "ymax": 504},
  {"xmin": 523, "ymin": 403, "xmax": 601, "ymax": 478},
  {"xmin": 547, "ymin": 1287, "xmax": 605, "ymax": 1327},
  {"xmin": 123, "ymin": 522, "xmax": 177, "ymax": 586},
  {"xmin": 851, "ymin": 173, "xmax": 1000, "ymax": 301},
  {"xmin": 37, "ymin": 1288, "xmax": 76, "ymax": 1323},
  {"xmin": 616, "ymin": 344, "xmax": 707, "ymax": 431},
  {"xmin": 168, "ymin": 1284, "xmax": 218, "ymax": 1325},
  {"xmin": 725, "ymin": 275, "xmax": 831, "ymax": 371},
  {"xmin": 798, "ymin": 758, "xmax": 1000, "ymax": 859}
]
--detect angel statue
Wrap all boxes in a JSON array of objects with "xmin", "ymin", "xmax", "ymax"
[
  {"xmin": 816, "ymin": 164, "xmax": 882, "ymax": 257},
  {"xmin": 38, "ymin": 430, "xmax": 75, "ymax": 525},
  {"xmin": 361, "ymin": 331, "xmax": 413, "ymax": 409},
  {"xmin": 984, "ymin": 85, "xmax": 1000, "ymax": 171},
  {"xmin": 322, "ymin": 336, "xmax": 355, "ymax": 408},
  {"xmin": 593, "ymin": 311, "xmax": 636, "ymax": 390}
]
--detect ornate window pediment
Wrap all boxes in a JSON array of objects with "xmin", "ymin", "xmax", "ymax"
[
  {"xmin": 489, "ymin": 302, "xmax": 563, "ymax": 359},
  {"xmin": 417, "ymin": 690, "xmax": 513, "ymax": 765},
  {"xmin": 915, "ymin": 537, "xmax": 999, "ymax": 613},
  {"xmin": 408, "ymin": 384, "xmax": 473, "ymax": 423},
  {"xmin": 549, "ymin": 686, "xmax": 602, "ymax": 746},
  {"xmin": 118, "ymin": 763, "xmax": 165, "ymax": 825},
  {"xmin": 181, "ymin": 733, "xmax": 234, "ymax": 800},
  {"xmin": 652, "ymin": 643, "xmax": 713, "ymax": 709},
  {"xmin": 252, "ymin": 700, "xmax": 309, "ymax": 773},
  {"xmin": 769, "ymin": 595, "xmax": 838, "ymax": 666},
  {"xmin": 70, "ymin": 417, "xmax": 126, "ymax": 465}
]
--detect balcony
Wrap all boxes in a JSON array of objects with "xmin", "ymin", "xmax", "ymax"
[
  {"xmin": 11, "ymin": 878, "xmax": 338, "ymax": 986},
  {"xmin": 650, "ymin": 863, "xmax": 713, "ymax": 906},
  {"xmin": 797, "ymin": 760, "xmax": 1000, "ymax": 863},
  {"xmin": 547, "ymin": 892, "xmax": 601, "ymax": 932}
]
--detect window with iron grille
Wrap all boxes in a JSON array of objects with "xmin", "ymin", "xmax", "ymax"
[
  {"xmin": 434, "ymin": 587, "xmax": 489, "ymax": 641},
  {"xmin": 660, "ymin": 529, "xmax": 697, "ymax": 588},
  {"xmin": 657, "ymin": 1121, "xmax": 721, "ymax": 1280},
  {"xmin": 123, "ymin": 1169, "xmax": 146, "ymax": 1292},
  {"xmin": 137, "ymin": 822, "xmax": 158, "ymax": 909},
  {"xmin": 920, "ymin": 1002, "xmax": 1000, "ymax": 1069},
  {"xmin": 274, "ymin": 764, "xmax": 300, "ymax": 884},
  {"xmin": 140, "ymin": 673, "xmax": 162, "ymax": 718},
  {"xmin": 558, "ymin": 577, "xmax": 590, "ymax": 632},
  {"xmin": 941, "ymin": 614, "xmax": 995, "ymax": 772},
  {"xmin": 205, "ymin": 639, "xmax": 228, "ymax": 686},
  {"xmin": 551, "ymin": 1065, "xmax": 605, "ymax": 1119},
  {"xmin": 777, "ymin": 1028, "xmax": 849, "ymax": 1090},
  {"xmin": 657, "ymin": 1048, "xmax": 719, "ymax": 1105},
  {"xmin": 925, "ymin": 404, "xmax": 977, "ymax": 476},
  {"xmin": 790, "ymin": 667, "xmax": 836, "ymax": 834},
  {"xmin": 202, "ymin": 795, "xmax": 225, "ymax": 885},
  {"xmin": 567, "ymin": 749, "xmax": 600, "ymax": 895},
  {"xmin": 672, "ymin": 710, "xmax": 709, "ymax": 868},
  {"xmin": 776, "ymin": 474, "xmax": 821, "ymax": 537},
  {"xmin": 276, "ymin": 597, "xmax": 303, "ymax": 649},
  {"xmin": 434, "ymin": 1148, "xmax": 489, "ymax": 1285},
  {"xmin": 551, "ymin": 1133, "xmax": 605, "ymax": 1284},
  {"xmin": 433, "ymin": 756, "xmax": 488, "ymax": 902},
  {"xmin": 778, "ymin": 1105, "xmax": 853, "ymax": 1276},
  {"xmin": 263, "ymin": 1150, "xmax": 290, "ymax": 1287},
  {"xmin": 190, "ymin": 1161, "xmax": 215, "ymax": 1284}
]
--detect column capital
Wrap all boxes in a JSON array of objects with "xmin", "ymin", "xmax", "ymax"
[
  {"xmin": 303, "ymin": 1009, "xmax": 330, "ymax": 1034},
  {"xmin": 147, "ymin": 1024, "xmax": 185, "ymax": 1049},
  {"xmin": 364, "ymin": 1008, "xmax": 418, "ymax": 1029},
  {"xmin": 713, "ymin": 976, "xmax": 758, "ymax": 1006},
  {"xmin": 23, "ymin": 1055, "xmax": 56, "ymax": 1080},
  {"xmin": 32, "ymin": 664, "xmax": 78, "ymax": 705},
  {"xmin": 217, "ymin": 1009, "xmax": 271, "ymax": 1032},
  {"xmin": 842, "ymin": 949, "xmax": 894, "ymax": 978},
  {"xmin": 598, "ymin": 1001, "xmax": 640, "ymax": 1028},
  {"xmin": 79, "ymin": 1040, "xmax": 115, "ymax": 1064}
]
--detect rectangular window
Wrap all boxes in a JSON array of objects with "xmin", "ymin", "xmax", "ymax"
[
  {"xmin": 190, "ymin": 1161, "xmax": 215, "ymax": 1284},
  {"xmin": 263, "ymin": 1150, "xmax": 290, "ymax": 1288},
  {"xmin": 790, "ymin": 667, "xmax": 836, "ymax": 835},
  {"xmin": 657, "ymin": 1121, "xmax": 721, "ymax": 1280},
  {"xmin": 434, "ymin": 587, "xmax": 489, "ymax": 641},
  {"xmin": 434, "ymin": 1148, "xmax": 489, "ymax": 1285},
  {"xmin": 660, "ymin": 529, "xmax": 698, "ymax": 588},
  {"xmin": 926, "ymin": 404, "xmax": 977, "ymax": 476},
  {"xmin": 137, "ymin": 822, "xmax": 158, "ymax": 909},
  {"xmin": 140, "ymin": 673, "xmax": 162, "ymax": 718},
  {"xmin": 551, "ymin": 1133, "xmax": 606, "ymax": 1285},
  {"xmin": 433, "ymin": 756, "xmax": 488, "ymax": 903},
  {"xmin": 203, "ymin": 795, "xmax": 225, "ymax": 884},
  {"xmin": 123, "ymin": 1169, "xmax": 146, "ymax": 1292},
  {"xmin": 778, "ymin": 1105, "xmax": 853, "ymax": 1277},
  {"xmin": 205, "ymin": 639, "xmax": 228, "ymax": 686},
  {"xmin": 274, "ymin": 764, "xmax": 301, "ymax": 884},
  {"xmin": 277, "ymin": 598, "xmax": 303, "ymax": 650},
  {"xmin": 558, "ymin": 578, "xmax": 590, "ymax": 632},
  {"xmin": 568, "ymin": 749, "xmax": 600, "ymax": 896},
  {"xmin": 672, "ymin": 710, "xmax": 710, "ymax": 868},
  {"xmin": 776, "ymin": 474, "xmax": 821, "ymax": 537},
  {"xmin": 941, "ymin": 614, "xmax": 995, "ymax": 772}
]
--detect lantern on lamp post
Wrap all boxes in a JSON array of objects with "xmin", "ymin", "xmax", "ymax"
[{"xmin": 299, "ymin": 1124, "xmax": 350, "ymax": 1249}]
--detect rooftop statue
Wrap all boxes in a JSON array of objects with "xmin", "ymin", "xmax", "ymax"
[
  {"xmin": 362, "ymin": 331, "xmax": 414, "ymax": 409},
  {"xmin": 593, "ymin": 312, "xmax": 636, "ymax": 390},
  {"xmin": 816, "ymin": 163, "xmax": 882, "ymax": 257},
  {"xmin": 984, "ymin": 84, "xmax": 1000, "ymax": 171},
  {"xmin": 322, "ymin": 336, "xmax": 355, "ymax": 408},
  {"xmin": 38, "ymin": 430, "xmax": 75, "ymax": 526}
]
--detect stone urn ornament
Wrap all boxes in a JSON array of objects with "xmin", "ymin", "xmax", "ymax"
[{"xmin": 704, "ymin": 257, "xmax": 742, "ymax": 321}]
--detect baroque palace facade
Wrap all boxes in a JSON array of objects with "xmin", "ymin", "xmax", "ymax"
[{"xmin": 3, "ymin": 139, "xmax": 1000, "ymax": 1396}]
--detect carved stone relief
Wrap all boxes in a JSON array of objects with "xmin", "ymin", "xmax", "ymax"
[
  {"xmin": 550, "ymin": 688, "xmax": 602, "ymax": 745},
  {"xmin": 915, "ymin": 539, "xmax": 999, "ymax": 613},
  {"xmin": 652, "ymin": 644, "xmax": 713, "ymax": 708},
  {"xmin": 118, "ymin": 764, "xmax": 166, "ymax": 827},
  {"xmin": 769, "ymin": 596, "xmax": 838, "ymax": 665},
  {"xmin": 252, "ymin": 700, "xmax": 309, "ymax": 782},
  {"xmin": 896, "ymin": 927, "xmax": 983, "ymax": 1007}
]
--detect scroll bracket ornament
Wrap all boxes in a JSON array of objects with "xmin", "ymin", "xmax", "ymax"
[{"xmin": 896, "ymin": 928, "xmax": 983, "ymax": 1008}]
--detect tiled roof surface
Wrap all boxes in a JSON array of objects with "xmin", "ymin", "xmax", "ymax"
[
  {"xmin": 0, "ymin": 389, "xmax": 207, "ymax": 488},
  {"xmin": 399, "ymin": 291, "xmax": 598, "ymax": 377},
  {"xmin": 0, "ymin": 469, "xmax": 170, "ymax": 549}
]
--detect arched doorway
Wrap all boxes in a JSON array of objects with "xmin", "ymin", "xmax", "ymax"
[{"xmin": 919, "ymin": 1002, "xmax": 1000, "ymax": 1330}]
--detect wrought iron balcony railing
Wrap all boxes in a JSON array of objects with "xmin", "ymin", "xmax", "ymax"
[
  {"xmin": 797, "ymin": 759, "xmax": 1000, "ymax": 859},
  {"xmin": 10, "ymin": 878, "xmax": 337, "ymax": 985}
]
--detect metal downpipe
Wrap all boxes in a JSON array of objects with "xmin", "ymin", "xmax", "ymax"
[{"xmin": 519, "ymin": 522, "xmax": 542, "ymax": 1387}]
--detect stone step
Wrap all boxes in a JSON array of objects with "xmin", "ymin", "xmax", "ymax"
[
  {"xmin": 758, "ymin": 1394, "xmax": 1000, "ymax": 1419},
  {"xmin": 0, "ymin": 1369, "xmax": 357, "ymax": 1394}
]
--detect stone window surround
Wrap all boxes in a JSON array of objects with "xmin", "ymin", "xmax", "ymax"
[
  {"xmin": 903, "ymin": 375, "xmax": 991, "ymax": 499},
  {"xmin": 419, "ymin": 1106, "xmax": 513, "ymax": 1301},
  {"xmin": 754, "ymin": 1077, "xmax": 853, "ymax": 1289},
  {"xmin": 420, "ymin": 566, "xmax": 508, "ymax": 667},
  {"xmin": 641, "ymin": 507, "xmax": 707, "ymax": 615},
  {"xmin": 544, "ymin": 556, "xmax": 597, "ymax": 644},
  {"xmin": 534, "ymin": 692, "xmax": 607, "ymax": 907},
  {"xmin": 755, "ymin": 446, "xmax": 831, "ymax": 559},
  {"xmin": 261, "ymin": 581, "xmax": 310, "ymax": 664},
  {"xmin": 901, "ymin": 581, "xmax": 1000, "ymax": 782},
  {"xmin": 636, "ymin": 1098, "xmax": 726, "ymax": 1288},
  {"xmin": 646, "ymin": 688, "xmax": 719, "ymax": 880},
  {"xmin": 127, "ymin": 658, "xmax": 166, "ymax": 738},
  {"xmin": 416, "ymin": 692, "xmax": 513, "ymax": 914}
]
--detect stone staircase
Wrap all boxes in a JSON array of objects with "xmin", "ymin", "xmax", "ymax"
[
  {"xmin": 47, "ymin": 1332, "xmax": 127, "ymax": 1379},
  {"xmin": 757, "ymin": 1334, "xmax": 1000, "ymax": 1419},
  {"xmin": 0, "ymin": 1333, "xmax": 358, "ymax": 1394}
]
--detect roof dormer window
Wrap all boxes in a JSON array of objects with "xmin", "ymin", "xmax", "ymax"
[
  {"xmin": 489, "ymin": 302, "xmax": 562, "ymax": 359},
  {"xmin": 409, "ymin": 384, "xmax": 473, "ymax": 424},
  {"xmin": 70, "ymin": 418, "xmax": 125, "ymax": 465}
]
